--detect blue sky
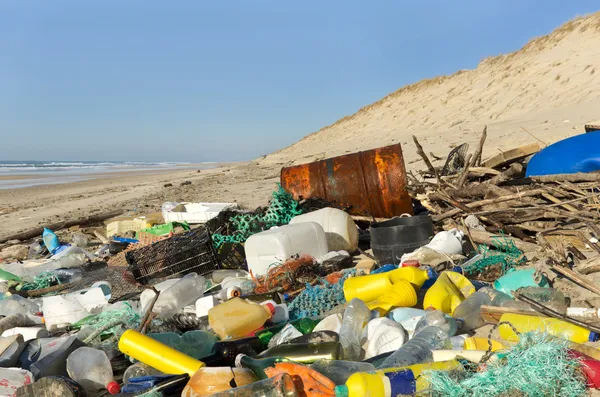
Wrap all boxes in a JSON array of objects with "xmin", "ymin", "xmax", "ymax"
[{"xmin": 1, "ymin": 1, "xmax": 599, "ymax": 162}]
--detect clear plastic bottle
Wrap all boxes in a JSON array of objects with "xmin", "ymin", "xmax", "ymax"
[
  {"xmin": 311, "ymin": 359, "xmax": 376, "ymax": 385},
  {"xmin": 0, "ymin": 295, "xmax": 40, "ymax": 317},
  {"xmin": 152, "ymin": 274, "xmax": 206, "ymax": 317},
  {"xmin": 204, "ymin": 373, "xmax": 298, "ymax": 397},
  {"xmin": 413, "ymin": 310, "xmax": 459, "ymax": 336},
  {"xmin": 489, "ymin": 288, "xmax": 532, "ymax": 310},
  {"xmin": 378, "ymin": 326, "xmax": 451, "ymax": 369},
  {"xmin": 517, "ymin": 287, "xmax": 567, "ymax": 313},
  {"xmin": 66, "ymin": 347, "xmax": 120, "ymax": 394},
  {"xmin": 452, "ymin": 288, "xmax": 494, "ymax": 332},
  {"xmin": 339, "ymin": 298, "xmax": 371, "ymax": 361},
  {"xmin": 122, "ymin": 362, "xmax": 162, "ymax": 383}
]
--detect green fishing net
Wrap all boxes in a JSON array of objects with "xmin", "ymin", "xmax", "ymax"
[
  {"xmin": 72, "ymin": 302, "xmax": 141, "ymax": 342},
  {"xmin": 423, "ymin": 332, "xmax": 586, "ymax": 397},
  {"xmin": 19, "ymin": 271, "xmax": 61, "ymax": 291},
  {"xmin": 212, "ymin": 184, "xmax": 303, "ymax": 248},
  {"xmin": 463, "ymin": 234, "xmax": 526, "ymax": 277}
]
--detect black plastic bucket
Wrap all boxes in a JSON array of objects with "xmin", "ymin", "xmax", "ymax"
[{"xmin": 370, "ymin": 215, "xmax": 434, "ymax": 265}]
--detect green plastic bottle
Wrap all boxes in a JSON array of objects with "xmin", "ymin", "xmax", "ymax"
[{"xmin": 256, "ymin": 318, "xmax": 320, "ymax": 347}]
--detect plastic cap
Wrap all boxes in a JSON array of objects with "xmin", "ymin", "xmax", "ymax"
[
  {"xmin": 263, "ymin": 302, "xmax": 276, "ymax": 316},
  {"xmin": 235, "ymin": 353, "xmax": 247, "ymax": 368},
  {"xmin": 334, "ymin": 385, "xmax": 349, "ymax": 397},
  {"xmin": 589, "ymin": 332, "xmax": 599, "ymax": 342},
  {"xmin": 106, "ymin": 381, "xmax": 120, "ymax": 395}
]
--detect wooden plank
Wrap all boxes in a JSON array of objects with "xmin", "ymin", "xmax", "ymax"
[
  {"xmin": 585, "ymin": 121, "xmax": 600, "ymax": 133},
  {"xmin": 480, "ymin": 305, "xmax": 540, "ymax": 325},
  {"xmin": 483, "ymin": 143, "xmax": 541, "ymax": 169}
]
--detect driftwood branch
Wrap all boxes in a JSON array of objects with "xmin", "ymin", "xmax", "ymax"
[
  {"xmin": 0, "ymin": 209, "xmax": 124, "ymax": 244},
  {"xmin": 472, "ymin": 125, "xmax": 487, "ymax": 167},
  {"xmin": 412, "ymin": 135, "xmax": 442, "ymax": 184}
]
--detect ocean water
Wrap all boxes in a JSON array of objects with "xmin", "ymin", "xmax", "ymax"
[{"xmin": 0, "ymin": 160, "xmax": 210, "ymax": 189}]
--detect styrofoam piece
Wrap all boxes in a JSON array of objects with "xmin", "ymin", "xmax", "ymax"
[
  {"xmin": 2, "ymin": 327, "xmax": 48, "ymax": 342},
  {"xmin": 196, "ymin": 295, "xmax": 219, "ymax": 317},
  {"xmin": 42, "ymin": 296, "xmax": 89, "ymax": 331},
  {"xmin": 290, "ymin": 208, "xmax": 359, "ymax": 252},
  {"xmin": 245, "ymin": 222, "xmax": 328, "ymax": 276},
  {"xmin": 0, "ymin": 368, "xmax": 33, "ymax": 396},
  {"xmin": 163, "ymin": 202, "xmax": 238, "ymax": 224}
]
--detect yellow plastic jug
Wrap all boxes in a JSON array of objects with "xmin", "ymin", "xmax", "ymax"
[
  {"xmin": 498, "ymin": 313, "xmax": 599, "ymax": 344},
  {"xmin": 464, "ymin": 337, "xmax": 507, "ymax": 352},
  {"xmin": 366, "ymin": 278, "xmax": 417, "ymax": 315},
  {"xmin": 337, "ymin": 360, "xmax": 461, "ymax": 397},
  {"xmin": 208, "ymin": 297, "xmax": 273, "ymax": 339},
  {"xmin": 344, "ymin": 273, "xmax": 394, "ymax": 303},
  {"xmin": 118, "ymin": 330, "xmax": 204, "ymax": 376},
  {"xmin": 388, "ymin": 267, "xmax": 431, "ymax": 289},
  {"xmin": 344, "ymin": 267, "xmax": 431, "ymax": 303},
  {"xmin": 423, "ymin": 271, "xmax": 475, "ymax": 314}
]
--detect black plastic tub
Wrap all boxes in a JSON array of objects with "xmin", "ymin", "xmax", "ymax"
[{"xmin": 369, "ymin": 215, "xmax": 434, "ymax": 265}]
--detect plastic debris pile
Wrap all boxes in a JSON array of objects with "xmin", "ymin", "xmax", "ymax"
[{"xmin": 1, "ymin": 138, "xmax": 600, "ymax": 397}]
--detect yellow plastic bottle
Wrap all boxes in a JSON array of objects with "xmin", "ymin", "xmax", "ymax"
[
  {"xmin": 498, "ymin": 313, "xmax": 599, "ymax": 344},
  {"xmin": 343, "ymin": 267, "xmax": 431, "ymax": 303},
  {"xmin": 118, "ymin": 330, "xmax": 205, "ymax": 376},
  {"xmin": 335, "ymin": 360, "xmax": 461, "ymax": 397},
  {"xmin": 422, "ymin": 271, "xmax": 475, "ymax": 314},
  {"xmin": 208, "ymin": 297, "xmax": 274, "ymax": 339},
  {"xmin": 366, "ymin": 278, "xmax": 417, "ymax": 315},
  {"xmin": 464, "ymin": 337, "xmax": 507, "ymax": 352}
]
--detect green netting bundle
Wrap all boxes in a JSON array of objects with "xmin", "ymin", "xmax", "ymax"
[
  {"xmin": 463, "ymin": 233, "xmax": 526, "ymax": 277},
  {"xmin": 423, "ymin": 332, "xmax": 586, "ymax": 397},
  {"xmin": 212, "ymin": 184, "xmax": 303, "ymax": 248}
]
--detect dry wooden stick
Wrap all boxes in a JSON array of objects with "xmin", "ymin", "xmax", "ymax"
[
  {"xmin": 541, "ymin": 192, "xmax": 579, "ymax": 213},
  {"xmin": 552, "ymin": 266, "xmax": 600, "ymax": 297},
  {"xmin": 433, "ymin": 188, "xmax": 547, "ymax": 222},
  {"xmin": 412, "ymin": 135, "xmax": 442, "ymax": 185},
  {"xmin": 473, "ymin": 125, "xmax": 487, "ymax": 166},
  {"xmin": 456, "ymin": 154, "xmax": 473, "ymax": 187},
  {"xmin": 138, "ymin": 286, "xmax": 160, "ymax": 333}
]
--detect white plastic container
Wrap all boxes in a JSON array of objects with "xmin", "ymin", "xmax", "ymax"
[
  {"xmin": 245, "ymin": 222, "xmax": 328, "ymax": 276},
  {"xmin": 363, "ymin": 317, "xmax": 407, "ymax": 359},
  {"xmin": 42, "ymin": 295, "xmax": 90, "ymax": 331},
  {"xmin": 196, "ymin": 295, "xmax": 219, "ymax": 317},
  {"xmin": 313, "ymin": 313, "xmax": 343, "ymax": 333},
  {"xmin": 162, "ymin": 202, "xmax": 238, "ymax": 224},
  {"xmin": 290, "ymin": 208, "xmax": 358, "ymax": 252},
  {"xmin": 151, "ymin": 274, "xmax": 206, "ymax": 317}
]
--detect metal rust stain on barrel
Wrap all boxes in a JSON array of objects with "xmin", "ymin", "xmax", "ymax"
[{"xmin": 280, "ymin": 144, "xmax": 413, "ymax": 218}]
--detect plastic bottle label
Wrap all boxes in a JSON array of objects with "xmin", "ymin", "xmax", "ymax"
[{"xmin": 387, "ymin": 370, "xmax": 416, "ymax": 395}]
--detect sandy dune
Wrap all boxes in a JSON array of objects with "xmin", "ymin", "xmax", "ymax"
[{"xmin": 264, "ymin": 13, "xmax": 600, "ymax": 169}]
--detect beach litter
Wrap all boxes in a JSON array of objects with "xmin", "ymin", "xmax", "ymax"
[{"xmin": 1, "ymin": 136, "xmax": 600, "ymax": 396}]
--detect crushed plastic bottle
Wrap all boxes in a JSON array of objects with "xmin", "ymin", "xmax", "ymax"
[
  {"xmin": 339, "ymin": 298, "xmax": 371, "ymax": 361},
  {"xmin": 152, "ymin": 274, "xmax": 206, "ymax": 317},
  {"xmin": 202, "ymin": 373, "xmax": 298, "ymax": 397},
  {"xmin": 310, "ymin": 359, "xmax": 376, "ymax": 385},
  {"xmin": 66, "ymin": 347, "xmax": 120, "ymax": 394},
  {"xmin": 268, "ymin": 324, "xmax": 303, "ymax": 348},
  {"xmin": 452, "ymin": 287, "xmax": 496, "ymax": 332},
  {"xmin": 378, "ymin": 326, "xmax": 451, "ymax": 369},
  {"xmin": 413, "ymin": 310, "xmax": 459, "ymax": 336},
  {"xmin": 42, "ymin": 228, "xmax": 60, "ymax": 255},
  {"xmin": 71, "ymin": 233, "xmax": 88, "ymax": 248},
  {"xmin": 123, "ymin": 362, "xmax": 163, "ymax": 383}
]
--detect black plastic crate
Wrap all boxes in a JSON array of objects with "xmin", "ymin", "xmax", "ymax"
[{"xmin": 126, "ymin": 227, "xmax": 220, "ymax": 285}]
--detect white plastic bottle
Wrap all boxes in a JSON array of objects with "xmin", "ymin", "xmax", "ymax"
[
  {"xmin": 66, "ymin": 347, "xmax": 120, "ymax": 394},
  {"xmin": 152, "ymin": 274, "xmax": 206, "ymax": 317},
  {"xmin": 339, "ymin": 298, "xmax": 371, "ymax": 361},
  {"xmin": 378, "ymin": 326, "xmax": 451, "ymax": 369}
]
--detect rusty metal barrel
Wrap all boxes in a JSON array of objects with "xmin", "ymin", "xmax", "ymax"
[{"xmin": 280, "ymin": 144, "xmax": 413, "ymax": 218}]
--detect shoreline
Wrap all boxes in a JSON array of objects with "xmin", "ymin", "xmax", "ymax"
[{"xmin": 0, "ymin": 160, "xmax": 281, "ymax": 241}]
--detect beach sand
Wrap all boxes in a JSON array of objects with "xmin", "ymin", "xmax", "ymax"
[{"xmin": 2, "ymin": 13, "xmax": 600, "ymax": 241}]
